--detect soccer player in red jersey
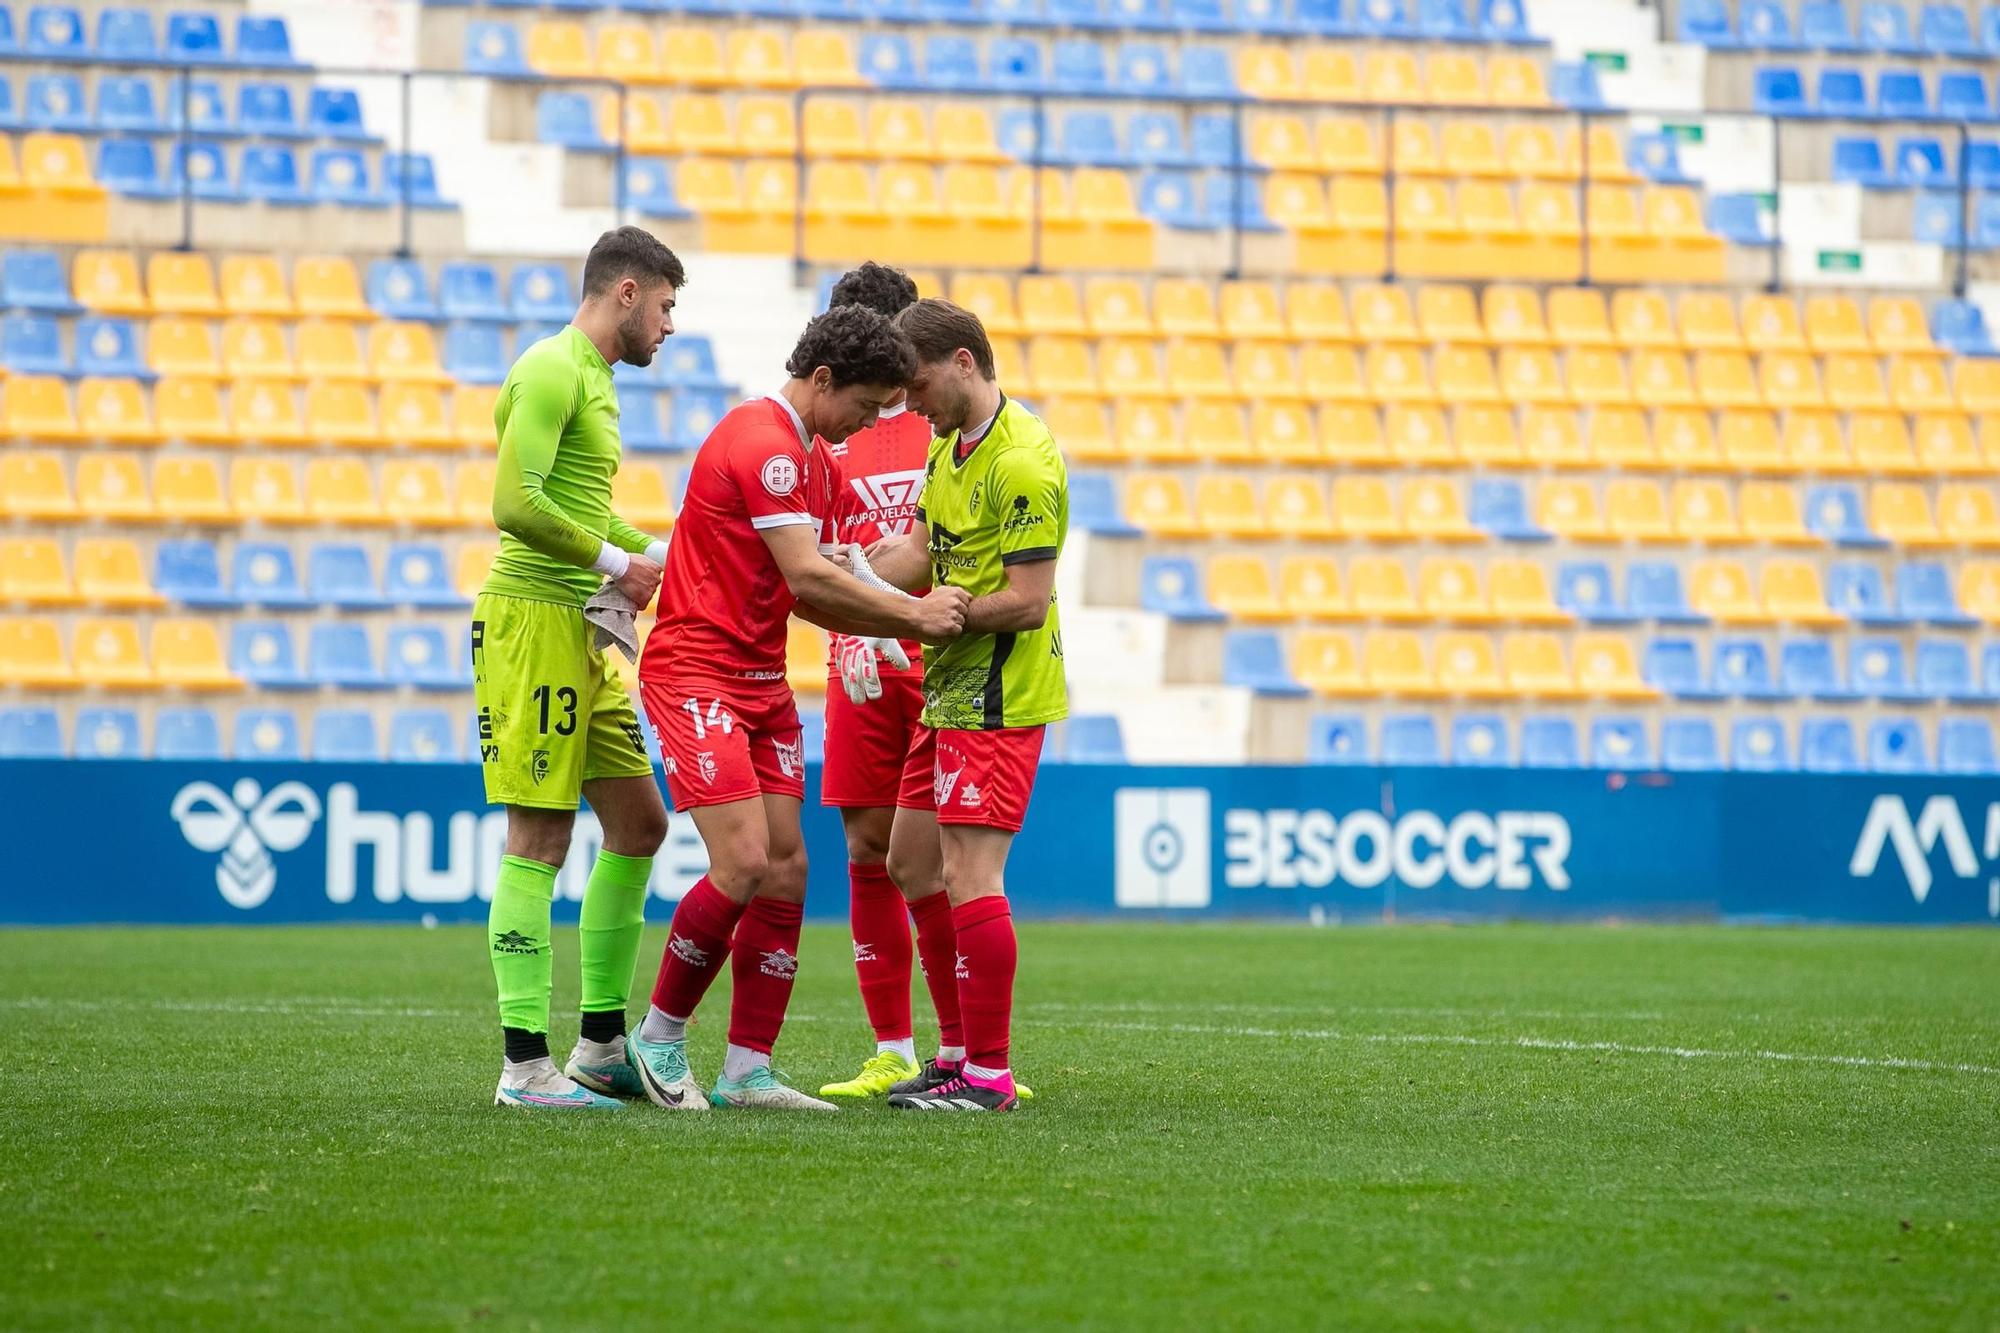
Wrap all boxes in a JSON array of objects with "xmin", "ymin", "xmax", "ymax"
[
  {"xmin": 625, "ymin": 305, "xmax": 970, "ymax": 1112},
  {"xmin": 803, "ymin": 264, "xmax": 971, "ymax": 1101}
]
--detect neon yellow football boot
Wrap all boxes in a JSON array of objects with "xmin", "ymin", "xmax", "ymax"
[{"xmin": 819, "ymin": 1049, "xmax": 922, "ymax": 1099}]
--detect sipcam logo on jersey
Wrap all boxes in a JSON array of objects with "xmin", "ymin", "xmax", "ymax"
[
  {"xmin": 171, "ymin": 778, "xmax": 322, "ymax": 910},
  {"xmin": 761, "ymin": 455, "xmax": 799, "ymax": 497},
  {"xmin": 1849, "ymin": 794, "xmax": 2000, "ymax": 907}
]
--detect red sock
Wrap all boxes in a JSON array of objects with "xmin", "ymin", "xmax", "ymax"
[
  {"xmin": 648, "ymin": 875, "xmax": 743, "ymax": 1020},
  {"xmin": 727, "ymin": 896, "xmax": 804, "ymax": 1054},
  {"xmin": 950, "ymin": 896, "xmax": 1015, "ymax": 1072},
  {"xmin": 849, "ymin": 862, "xmax": 914, "ymax": 1043},
  {"xmin": 908, "ymin": 889, "xmax": 963, "ymax": 1052}
]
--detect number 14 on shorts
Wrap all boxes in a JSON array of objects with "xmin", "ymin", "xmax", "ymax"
[{"xmin": 680, "ymin": 696, "xmax": 735, "ymax": 740}]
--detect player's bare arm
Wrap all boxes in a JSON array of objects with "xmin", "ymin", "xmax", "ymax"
[
  {"xmin": 962, "ymin": 556, "xmax": 1056, "ymax": 634},
  {"xmin": 859, "ymin": 528, "xmax": 932, "ymax": 593},
  {"xmin": 760, "ymin": 522, "xmax": 968, "ymax": 642}
]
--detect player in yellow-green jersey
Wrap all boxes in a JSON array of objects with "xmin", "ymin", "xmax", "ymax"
[
  {"xmin": 475, "ymin": 226, "xmax": 683, "ymax": 1112},
  {"xmin": 861, "ymin": 298, "xmax": 1068, "ymax": 1113}
]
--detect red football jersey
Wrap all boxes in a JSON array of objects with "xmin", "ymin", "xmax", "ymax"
[
  {"xmin": 819, "ymin": 404, "xmax": 932, "ymax": 675},
  {"xmin": 643, "ymin": 396, "xmax": 828, "ymax": 684}
]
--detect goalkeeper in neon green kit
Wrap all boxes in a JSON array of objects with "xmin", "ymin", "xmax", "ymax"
[{"xmin": 474, "ymin": 227, "xmax": 683, "ymax": 1110}]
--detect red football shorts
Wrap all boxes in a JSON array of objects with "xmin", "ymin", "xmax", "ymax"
[
  {"xmin": 640, "ymin": 678, "xmax": 805, "ymax": 812},
  {"xmin": 897, "ymin": 724, "xmax": 1046, "ymax": 832},
  {"xmin": 821, "ymin": 670, "xmax": 926, "ymax": 808}
]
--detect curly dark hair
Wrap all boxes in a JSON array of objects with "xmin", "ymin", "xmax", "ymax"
[
  {"xmin": 785, "ymin": 305, "xmax": 916, "ymax": 389},
  {"xmin": 828, "ymin": 262, "xmax": 919, "ymax": 319}
]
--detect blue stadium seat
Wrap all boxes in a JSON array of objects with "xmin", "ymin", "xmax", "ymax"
[
  {"xmin": 917, "ymin": 35, "xmax": 980, "ymax": 90},
  {"xmin": 1053, "ymin": 111, "xmax": 1123, "ymax": 165},
  {"xmin": 1893, "ymin": 137, "xmax": 1950, "ymax": 189},
  {"xmin": 1832, "ymin": 137, "xmax": 1895, "ymax": 188},
  {"xmin": 995, "ymin": 108, "xmax": 1044, "ymax": 161},
  {"xmin": 1236, "ymin": 0, "xmax": 1299, "ymax": 33},
  {"xmin": 1898, "ymin": 562, "xmax": 1977, "ymax": 627},
  {"xmin": 1753, "ymin": 66, "xmax": 1808, "ymax": 117},
  {"xmin": 1965, "ymin": 141, "xmax": 2000, "ymax": 190},
  {"xmin": 1915, "ymin": 191, "xmax": 1967, "ymax": 245},
  {"xmin": 310, "ymin": 625, "xmax": 386, "ymax": 690},
  {"xmin": 439, "ymin": 263, "xmax": 509, "ymax": 322},
  {"xmin": 1223, "ymin": 631, "xmax": 1308, "ymax": 696},
  {"xmin": 1730, "ymin": 717, "xmax": 1791, "ymax": 771},
  {"xmin": 1140, "ymin": 556, "xmax": 1227, "ymax": 621},
  {"xmin": 1779, "ymin": 637, "xmax": 1859, "ymax": 701},
  {"xmin": 1199, "ymin": 173, "xmax": 1282, "ymax": 231},
  {"xmin": 988, "ymin": 38, "xmax": 1047, "ymax": 92},
  {"xmin": 158, "ymin": 707, "xmax": 224, "ymax": 761},
  {"xmin": 1931, "ymin": 299, "xmax": 1998, "ymax": 355},
  {"xmin": 1800, "ymin": 0, "xmax": 1861, "ymax": 50},
  {"xmin": 1520, "ymin": 717, "xmax": 1580, "ymax": 768},
  {"xmin": 1869, "ymin": 718, "xmax": 1928, "ymax": 773},
  {"xmin": 1708, "ymin": 195, "xmax": 1778, "ymax": 247},
  {"xmin": 237, "ymin": 82, "xmax": 300, "ymax": 138},
  {"xmin": 619, "ymin": 386, "xmax": 670, "ymax": 452},
  {"xmin": 1815, "ymin": 67, "xmax": 1870, "ymax": 119},
  {"xmin": 96, "ymin": 77, "xmax": 163, "ymax": 133},
  {"xmin": 387, "ymin": 626, "xmax": 466, "ymax": 690},
  {"xmin": 1306, "ymin": 714, "xmax": 1368, "ymax": 764},
  {"xmin": 368, "ymin": 260, "xmax": 442, "ymax": 321},
  {"xmin": 1138, "ymin": 172, "xmax": 1205, "ymax": 227},
  {"xmin": 0, "ymin": 707, "xmax": 62, "ymax": 758},
  {"xmin": 95, "ymin": 8, "xmax": 157, "ymax": 62},
  {"xmin": 1860, "ymin": 2, "xmax": 1922, "ymax": 53},
  {"xmin": 164, "ymin": 11, "xmax": 227, "ymax": 64},
  {"xmin": 668, "ymin": 389, "xmax": 731, "ymax": 449},
  {"xmin": 1627, "ymin": 563, "xmax": 1706, "ymax": 624},
  {"xmin": 383, "ymin": 154, "xmax": 452, "ymax": 209},
  {"xmin": 237, "ymin": 15, "xmax": 301, "ymax": 67},
  {"xmin": 74, "ymin": 707, "xmax": 141, "ymax": 759},
  {"xmin": 0, "ymin": 80, "xmax": 19, "ymax": 132},
  {"xmin": 1677, "ymin": 0, "xmax": 1734, "ymax": 45},
  {"xmin": 1937, "ymin": 72, "xmax": 1994, "ymax": 123},
  {"xmin": 312, "ymin": 710, "xmax": 381, "ymax": 762},
  {"xmin": 1985, "ymin": 3, "xmax": 2000, "ymax": 54},
  {"xmin": 1645, "ymin": 638, "xmax": 1723, "ymax": 700},
  {"xmin": 1711, "ymin": 637, "xmax": 1784, "ymax": 700},
  {"xmin": 1916, "ymin": 640, "xmax": 1998, "ymax": 704},
  {"xmin": 24, "ymin": 5, "xmax": 86, "ymax": 59},
  {"xmin": 443, "ymin": 322, "xmax": 507, "ymax": 385},
  {"xmin": 96, "ymin": 139, "xmax": 171, "ymax": 199},
  {"xmin": 1354, "ymin": 0, "xmax": 1417, "ymax": 37},
  {"xmin": 623, "ymin": 160, "xmax": 692, "ymax": 219},
  {"xmin": 1875, "ymin": 69, "xmax": 1930, "ymax": 121},
  {"xmin": 1849, "ymin": 637, "xmax": 1924, "ymax": 702},
  {"xmin": 1478, "ymin": 0, "xmax": 1536, "ymax": 41},
  {"xmin": 1296, "ymin": 0, "xmax": 1356, "ymax": 33},
  {"xmin": 1165, "ymin": 0, "xmax": 1231, "ymax": 30},
  {"xmin": 1072, "ymin": 473, "xmax": 1141, "ymax": 535},
  {"xmin": 537, "ymin": 92, "xmax": 608, "ymax": 151},
  {"xmin": 1179, "ymin": 46, "xmax": 1237, "ymax": 98},
  {"xmin": 236, "ymin": 709, "xmax": 303, "ymax": 761},
  {"xmin": 232, "ymin": 542, "xmax": 310, "ymax": 609},
  {"xmin": 1551, "ymin": 62, "xmax": 1608, "ymax": 111},
  {"xmin": 26, "ymin": 74, "xmax": 89, "ymax": 130},
  {"xmin": 466, "ymin": 22, "xmax": 530, "ymax": 77},
  {"xmin": 155, "ymin": 540, "xmax": 236, "ymax": 608},
  {"xmin": 1921, "ymin": 2, "xmax": 1983, "ymax": 55},
  {"xmin": 1805, "ymin": 485, "xmax": 1885, "ymax": 547},
  {"xmin": 304, "ymin": 89, "xmax": 367, "ymax": 143},
  {"xmin": 1985, "ymin": 643, "xmax": 2000, "ymax": 697},
  {"xmin": 1628, "ymin": 132, "xmax": 1697, "ymax": 185},
  {"xmin": 309, "ymin": 544, "xmax": 387, "ymax": 610},
  {"xmin": 389, "ymin": 709, "xmax": 459, "ymax": 763},
  {"xmin": 509, "ymin": 265, "xmax": 572, "ymax": 323},
  {"xmin": 1977, "ymin": 195, "xmax": 2000, "ymax": 249},
  {"xmin": 2, "ymin": 315, "xmax": 67, "ymax": 375},
  {"xmin": 1063, "ymin": 714, "xmax": 1129, "ymax": 763},
  {"xmin": 1801, "ymin": 717, "xmax": 1860, "ymax": 773},
  {"xmin": 1825, "ymin": 563, "xmax": 1904, "ymax": 626},
  {"xmin": 1119, "ymin": 45, "xmax": 1176, "ymax": 97},
  {"xmin": 1661, "ymin": 717, "xmax": 1722, "ymax": 771},
  {"xmin": 1740, "ymin": 1, "xmax": 1803, "ymax": 49},
  {"xmin": 231, "ymin": 622, "xmax": 310, "ymax": 689},
  {"xmin": 659, "ymin": 336, "xmax": 726, "ymax": 390},
  {"xmin": 1128, "ymin": 114, "xmax": 1192, "ymax": 167},
  {"xmin": 1556, "ymin": 561, "xmax": 1630, "ymax": 623},
  {"xmin": 1470, "ymin": 479, "xmax": 1550, "ymax": 541},
  {"xmin": 310, "ymin": 149, "xmax": 387, "ymax": 207},
  {"xmin": 3, "ymin": 251, "xmax": 80, "ymax": 313},
  {"xmin": 385, "ymin": 544, "xmax": 466, "ymax": 609},
  {"xmin": 914, "ymin": 0, "xmax": 978, "ymax": 21},
  {"xmin": 1418, "ymin": 0, "xmax": 1477, "ymax": 39},
  {"xmin": 1590, "ymin": 718, "xmax": 1652, "ymax": 770},
  {"xmin": 240, "ymin": 146, "xmax": 309, "ymax": 205},
  {"xmin": 168, "ymin": 142, "xmax": 238, "ymax": 202},
  {"xmin": 1450, "ymin": 714, "xmax": 1511, "ymax": 766},
  {"xmin": 1114, "ymin": 0, "xmax": 1182, "ymax": 26},
  {"xmin": 74, "ymin": 317, "xmax": 148, "ymax": 377},
  {"xmin": 169, "ymin": 78, "xmax": 232, "ymax": 137},
  {"xmin": 1380, "ymin": 714, "xmax": 1440, "ymax": 765},
  {"xmin": 1938, "ymin": 718, "xmax": 1999, "ymax": 774}
]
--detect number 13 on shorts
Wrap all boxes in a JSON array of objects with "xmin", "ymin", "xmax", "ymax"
[{"xmin": 640, "ymin": 681, "xmax": 807, "ymax": 812}]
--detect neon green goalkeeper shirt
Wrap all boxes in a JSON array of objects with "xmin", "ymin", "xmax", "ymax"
[
  {"xmin": 916, "ymin": 396, "xmax": 1069, "ymax": 731},
  {"xmin": 482, "ymin": 326, "xmax": 657, "ymax": 609}
]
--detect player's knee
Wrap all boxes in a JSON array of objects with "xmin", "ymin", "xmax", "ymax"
[
  {"xmin": 844, "ymin": 825, "xmax": 891, "ymax": 866},
  {"xmin": 607, "ymin": 804, "xmax": 668, "ymax": 858},
  {"xmin": 759, "ymin": 845, "xmax": 809, "ymax": 904},
  {"xmin": 709, "ymin": 840, "xmax": 773, "ymax": 900},
  {"xmin": 506, "ymin": 821, "xmax": 572, "ymax": 867},
  {"xmin": 884, "ymin": 848, "xmax": 933, "ymax": 897}
]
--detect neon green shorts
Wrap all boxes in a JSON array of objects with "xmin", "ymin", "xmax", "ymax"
[{"xmin": 471, "ymin": 591, "xmax": 653, "ymax": 810}]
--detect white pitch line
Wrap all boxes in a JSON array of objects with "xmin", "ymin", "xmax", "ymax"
[{"xmin": 1029, "ymin": 999, "xmax": 1674, "ymax": 1023}]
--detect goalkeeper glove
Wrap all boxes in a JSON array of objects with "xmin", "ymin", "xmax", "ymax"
[{"xmin": 834, "ymin": 634, "xmax": 911, "ymax": 706}]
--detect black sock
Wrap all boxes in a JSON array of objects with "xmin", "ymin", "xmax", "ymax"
[
  {"xmin": 579, "ymin": 1009, "xmax": 626, "ymax": 1044},
  {"xmin": 503, "ymin": 1026, "xmax": 550, "ymax": 1064}
]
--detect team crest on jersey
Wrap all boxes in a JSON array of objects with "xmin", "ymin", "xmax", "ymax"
[
  {"xmin": 847, "ymin": 468, "xmax": 925, "ymax": 537},
  {"xmin": 774, "ymin": 737, "xmax": 802, "ymax": 779},
  {"xmin": 695, "ymin": 751, "xmax": 718, "ymax": 784},
  {"xmin": 761, "ymin": 455, "xmax": 800, "ymax": 497}
]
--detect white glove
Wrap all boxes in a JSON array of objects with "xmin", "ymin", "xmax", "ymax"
[
  {"xmin": 835, "ymin": 634, "xmax": 907, "ymax": 705},
  {"xmin": 846, "ymin": 542, "xmax": 909, "ymax": 599}
]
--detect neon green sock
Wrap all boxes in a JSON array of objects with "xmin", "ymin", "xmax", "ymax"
[
  {"xmin": 578, "ymin": 850, "xmax": 652, "ymax": 1017},
  {"xmin": 490, "ymin": 854, "xmax": 557, "ymax": 1034}
]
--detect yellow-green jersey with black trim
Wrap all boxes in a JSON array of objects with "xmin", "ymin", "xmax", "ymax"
[{"xmin": 915, "ymin": 396, "xmax": 1068, "ymax": 731}]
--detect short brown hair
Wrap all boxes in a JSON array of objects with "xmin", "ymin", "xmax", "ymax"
[
  {"xmin": 893, "ymin": 298, "xmax": 995, "ymax": 380},
  {"xmin": 581, "ymin": 225, "xmax": 685, "ymax": 296}
]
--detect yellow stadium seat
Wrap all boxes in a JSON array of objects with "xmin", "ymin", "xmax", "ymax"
[
  {"xmin": 304, "ymin": 382, "xmax": 380, "ymax": 447},
  {"xmin": 303, "ymin": 457, "xmax": 379, "ymax": 526},
  {"xmin": 1869, "ymin": 297, "xmax": 1933, "ymax": 354},
  {"xmin": 18, "ymin": 130, "xmax": 97, "ymax": 194},
  {"xmin": 1567, "ymin": 348, "xmax": 1631, "ymax": 406},
  {"xmin": 1519, "ymin": 184, "xmax": 1582, "ymax": 242},
  {"xmin": 604, "ymin": 94, "xmax": 670, "ymax": 153},
  {"xmin": 145, "ymin": 253, "xmax": 219, "ymax": 316},
  {"xmin": 1537, "ymin": 478, "xmax": 1607, "ymax": 541},
  {"xmin": 1604, "ymin": 478, "xmax": 1674, "ymax": 542},
  {"xmin": 1363, "ymin": 630, "xmax": 1436, "ymax": 696},
  {"xmin": 1546, "ymin": 288, "xmax": 1612, "ymax": 346},
  {"xmin": 1279, "ymin": 283, "xmax": 1346, "ymax": 341},
  {"xmin": 1489, "ymin": 558, "xmax": 1569, "ymax": 623},
  {"xmin": 1205, "ymin": 285, "xmax": 1279, "ymax": 346},
  {"xmin": 1083, "ymin": 277, "xmax": 1153, "ymax": 336},
  {"xmin": 1631, "ymin": 350, "xmax": 1696, "ymax": 408},
  {"xmin": 0, "ymin": 616, "xmax": 75, "ymax": 688},
  {"xmin": 1501, "ymin": 124, "xmax": 1563, "ymax": 178},
  {"xmin": 380, "ymin": 384, "xmax": 455, "ymax": 449},
  {"xmin": 73, "ymin": 538, "xmax": 161, "ymax": 607},
  {"xmin": 373, "ymin": 322, "xmax": 451, "ymax": 385},
  {"xmin": 151, "ymin": 456, "xmax": 227, "ymax": 523},
  {"xmin": 1740, "ymin": 295, "xmax": 1806, "ymax": 351},
  {"xmin": 786, "ymin": 622, "xmax": 828, "ymax": 695},
  {"xmin": 1958, "ymin": 360, "xmax": 2000, "ymax": 413},
  {"xmin": 1642, "ymin": 186, "xmax": 1715, "ymax": 245},
  {"xmin": 220, "ymin": 319, "xmax": 293, "ymax": 380},
  {"xmin": 1162, "ymin": 341, "xmax": 1231, "ymax": 398},
  {"xmin": 1939, "ymin": 484, "xmax": 2000, "ymax": 547},
  {"xmin": 1486, "ymin": 54, "xmax": 1548, "ymax": 106},
  {"xmin": 1425, "ymin": 53, "xmax": 1486, "ymax": 106},
  {"xmin": 1319, "ymin": 403, "xmax": 1389, "ymax": 466},
  {"xmin": 1347, "ymin": 555, "xmax": 1421, "ymax": 620},
  {"xmin": 1255, "ymin": 476, "xmax": 1330, "ymax": 541},
  {"xmin": 1501, "ymin": 632, "xmax": 1576, "ymax": 699},
  {"xmin": 1195, "ymin": 475, "xmax": 1267, "ymax": 538},
  {"xmin": 1026, "ymin": 336, "xmax": 1095, "ymax": 397},
  {"xmin": 931, "ymin": 106, "xmax": 1002, "ymax": 162},
  {"xmin": 232, "ymin": 458, "xmax": 306, "ymax": 524},
  {"xmin": 1414, "ymin": 286, "xmax": 1480, "ymax": 343},
  {"xmin": 1387, "ymin": 405, "xmax": 1457, "ymax": 465},
  {"xmin": 1187, "ymin": 400, "xmax": 1256, "ymax": 463},
  {"xmin": 230, "ymin": 378, "xmax": 304, "ymax": 446},
  {"xmin": 1612, "ymin": 290, "xmax": 1677, "ymax": 348},
  {"xmin": 1889, "ymin": 356, "xmax": 1953, "ymax": 414},
  {"xmin": 1438, "ymin": 121, "xmax": 1503, "ymax": 176},
  {"xmin": 1522, "ymin": 409, "xmax": 1588, "ymax": 468},
  {"xmin": 1740, "ymin": 481, "xmax": 1818, "ymax": 546},
  {"xmin": 987, "ymin": 335, "xmax": 1027, "ymax": 387},
  {"xmin": 1349, "ymin": 286, "xmax": 1418, "ymax": 344},
  {"xmin": 4, "ymin": 374, "xmax": 80, "ymax": 440},
  {"xmin": 1782, "ymin": 412, "xmax": 1854, "ymax": 473},
  {"xmin": 526, "ymin": 20, "xmax": 593, "ymax": 78},
  {"xmin": 1253, "ymin": 402, "xmax": 1322, "ymax": 464},
  {"xmin": 1419, "ymin": 556, "xmax": 1489, "ymax": 622},
  {"xmin": 152, "ymin": 619, "xmax": 237, "ymax": 690},
  {"xmin": 295, "ymin": 320, "xmax": 366, "ymax": 381},
  {"xmin": 1825, "ymin": 354, "xmax": 1890, "ymax": 412},
  {"xmin": 219, "ymin": 256, "xmax": 292, "ymax": 316},
  {"xmin": 1654, "ymin": 409, "xmax": 1721, "ymax": 471},
  {"xmin": 1315, "ymin": 116, "xmax": 1379, "ymax": 174},
  {"xmin": 1125, "ymin": 472, "xmax": 1203, "ymax": 537},
  {"xmin": 1151, "ymin": 279, "xmax": 1220, "ymax": 338},
  {"xmin": 1760, "ymin": 353, "xmax": 1824, "ymax": 409},
  {"xmin": 74, "ymin": 378, "xmax": 154, "ymax": 445},
  {"xmin": 1364, "ymin": 346, "xmax": 1431, "ymax": 404},
  {"xmin": 452, "ymin": 386, "xmax": 501, "ymax": 449},
  {"xmin": 73, "ymin": 253, "xmax": 148, "ymax": 319},
  {"xmin": 804, "ymin": 101, "xmax": 867, "ymax": 158},
  {"xmin": 1870, "ymin": 483, "xmax": 1947, "ymax": 547},
  {"xmin": 1759, "ymin": 559, "xmax": 1844, "ymax": 627},
  {"xmin": 656, "ymin": 27, "xmax": 725, "ymax": 85},
  {"xmin": 1096, "ymin": 339, "xmax": 1165, "ymax": 399},
  {"xmin": 1914, "ymin": 415, "xmax": 1983, "ymax": 474},
  {"xmin": 1694, "ymin": 350, "xmax": 1761, "ymax": 409},
  {"xmin": 1435, "ymin": 631, "xmax": 1509, "ymax": 698},
  {"xmin": 1293, "ymin": 630, "xmax": 1365, "ymax": 694},
  {"xmin": 0, "ymin": 538, "xmax": 73, "ymax": 605},
  {"xmin": 1250, "ymin": 112, "xmax": 1317, "ymax": 170},
  {"xmin": 795, "ymin": 31, "xmax": 864, "ymax": 86},
  {"xmin": 1588, "ymin": 407, "xmax": 1656, "ymax": 470},
  {"xmin": 594, "ymin": 22, "xmax": 659, "ymax": 82},
  {"xmin": 1688, "ymin": 559, "xmax": 1768, "ymax": 624},
  {"xmin": 1299, "ymin": 344, "xmax": 1365, "ymax": 402},
  {"xmin": 1455, "ymin": 406, "xmax": 1522, "ymax": 468},
  {"xmin": 455, "ymin": 543, "xmax": 496, "ymax": 600},
  {"xmin": 1018, "ymin": 276, "xmax": 1086, "ymax": 335},
  {"xmin": 1236, "ymin": 44, "xmax": 1301, "ymax": 100},
  {"xmin": 1805, "ymin": 295, "xmax": 1869, "ymax": 353},
  {"xmin": 1232, "ymin": 341, "xmax": 1298, "ymax": 399},
  {"xmin": 1388, "ymin": 119, "xmax": 1443, "ymax": 175},
  {"xmin": 608, "ymin": 465, "xmax": 673, "ymax": 532},
  {"xmin": 1479, "ymin": 286, "xmax": 1545, "ymax": 345},
  {"xmin": 374, "ymin": 459, "xmax": 453, "ymax": 526},
  {"xmin": 1573, "ymin": 634, "xmax": 1656, "ymax": 700},
  {"xmin": 947, "ymin": 274, "xmax": 1021, "ymax": 337},
  {"xmin": 1280, "ymin": 556, "xmax": 1349, "ymax": 619},
  {"xmin": 1394, "ymin": 179, "xmax": 1459, "ymax": 241},
  {"xmin": 1962, "ymin": 561, "xmax": 2000, "ymax": 623},
  {"xmin": 1462, "ymin": 183, "xmax": 1531, "ymax": 261},
  {"xmin": 146, "ymin": 317, "xmax": 219, "ymax": 378},
  {"xmin": 69, "ymin": 617, "xmax": 150, "ymax": 688},
  {"xmin": 1497, "ymin": 348, "xmax": 1568, "ymax": 405},
  {"xmin": 1301, "ymin": 48, "xmax": 1361, "ymax": 101},
  {"xmin": 75, "ymin": 456, "xmax": 153, "ymax": 523},
  {"xmin": 154, "ymin": 378, "xmax": 233, "ymax": 444},
  {"xmin": 1719, "ymin": 411, "xmax": 1783, "ymax": 472},
  {"xmin": 1333, "ymin": 476, "xmax": 1402, "ymax": 540},
  {"xmin": 1363, "ymin": 51, "xmax": 1422, "ymax": 103},
  {"xmin": 1045, "ymin": 397, "xmax": 1116, "ymax": 462},
  {"xmin": 1671, "ymin": 479, "xmax": 1742, "ymax": 544},
  {"xmin": 1207, "ymin": 554, "xmax": 1287, "ymax": 622},
  {"xmin": 1675, "ymin": 292, "xmax": 1741, "ymax": 350},
  {"xmin": 1403, "ymin": 477, "xmax": 1478, "ymax": 543},
  {"xmin": 1850, "ymin": 413, "xmax": 1920, "ymax": 475},
  {"xmin": 293, "ymin": 256, "xmax": 371, "ymax": 319}
]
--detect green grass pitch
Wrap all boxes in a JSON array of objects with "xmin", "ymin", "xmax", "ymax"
[{"xmin": 4, "ymin": 922, "xmax": 1997, "ymax": 1330}]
